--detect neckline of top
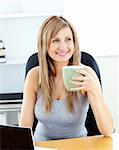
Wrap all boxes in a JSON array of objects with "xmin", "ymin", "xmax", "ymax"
[{"xmin": 53, "ymin": 96, "xmax": 66, "ymax": 101}]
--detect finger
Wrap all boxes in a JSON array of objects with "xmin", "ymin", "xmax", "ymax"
[
  {"xmin": 76, "ymin": 69, "xmax": 90, "ymax": 77},
  {"xmin": 69, "ymin": 80, "xmax": 83, "ymax": 85},
  {"xmin": 72, "ymin": 76, "xmax": 89, "ymax": 82},
  {"xmin": 70, "ymin": 86, "xmax": 86, "ymax": 91},
  {"xmin": 70, "ymin": 87, "xmax": 81, "ymax": 91},
  {"xmin": 82, "ymin": 66, "xmax": 98, "ymax": 79}
]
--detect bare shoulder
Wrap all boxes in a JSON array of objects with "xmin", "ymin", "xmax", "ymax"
[
  {"xmin": 25, "ymin": 66, "xmax": 41, "ymax": 93},
  {"xmin": 27, "ymin": 66, "xmax": 40, "ymax": 78}
]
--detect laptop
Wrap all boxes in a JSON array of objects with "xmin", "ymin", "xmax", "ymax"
[{"xmin": 0, "ymin": 124, "xmax": 57, "ymax": 150}]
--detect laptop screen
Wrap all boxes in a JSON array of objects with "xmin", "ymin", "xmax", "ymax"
[{"xmin": 0, "ymin": 125, "xmax": 34, "ymax": 150}]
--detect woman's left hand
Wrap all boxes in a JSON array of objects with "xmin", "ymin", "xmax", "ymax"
[{"xmin": 70, "ymin": 66, "xmax": 102, "ymax": 96}]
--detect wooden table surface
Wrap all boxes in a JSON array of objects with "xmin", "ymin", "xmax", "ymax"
[{"xmin": 35, "ymin": 133, "xmax": 119, "ymax": 150}]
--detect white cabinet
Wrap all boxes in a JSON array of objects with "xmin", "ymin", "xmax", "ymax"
[
  {"xmin": 0, "ymin": 103, "xmax": 22, "ymax": 125},
  {"xmin": 0, "ymin": 60, "xmax": 25, "ymax": 125},
  {"xmin": 0, "ymin": 60, "xmax": 25, "ymax": 93}
]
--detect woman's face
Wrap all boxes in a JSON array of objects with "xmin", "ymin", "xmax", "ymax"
[{"xmin": 48, "ymin": 27, "xmax": 74, "ymax": 63}]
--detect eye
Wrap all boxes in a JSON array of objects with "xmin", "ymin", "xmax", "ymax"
[
  {"xmin": 65, "ymin": 37, "xmax": 71, "ymax": 42},
  {"xmin": 52, "ymin": 39, "xmax": 60, "ymax": 43}
]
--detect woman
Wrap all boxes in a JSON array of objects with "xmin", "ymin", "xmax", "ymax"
[{"xmin": 19, "ymin": 16, "xmax": 114, "ymax": 141}]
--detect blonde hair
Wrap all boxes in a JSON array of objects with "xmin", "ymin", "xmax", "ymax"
[{"xmin": 38, "ymin": 16, "xmax": 80, "ymax": 113}]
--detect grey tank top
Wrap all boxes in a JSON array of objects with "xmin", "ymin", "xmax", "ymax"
[{"xmin": 34, "ymin": 90, "xmax": 89, "ymax": 141}]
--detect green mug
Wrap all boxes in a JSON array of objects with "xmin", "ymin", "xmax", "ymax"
[{"xmin": 62, "ymin": 65, "xmax": 84, "ymax": 91}]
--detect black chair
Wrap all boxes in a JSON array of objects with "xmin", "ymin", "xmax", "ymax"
[{"xmin": 25, "ymin": 51, "xmax": 101, "ymax": 136}]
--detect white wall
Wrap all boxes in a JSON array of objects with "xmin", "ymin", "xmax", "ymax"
[
  {"xmin": 96, "ymin": 55, "xmax": 119, "ymax": 131},
  {"xmin": 0, "ymin": 16, "xmax": 45, "ymax": 61},
  {"xmin": 64, "ymin": 0, "xmax": 119, "ymax": 56}
]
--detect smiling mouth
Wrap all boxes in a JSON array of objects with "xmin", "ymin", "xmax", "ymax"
[{"xmin": 55, "ymin": 51, "xmax": 70, "ymax": 56}]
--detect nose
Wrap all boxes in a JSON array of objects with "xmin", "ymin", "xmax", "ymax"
[{"xmin": 58, "ymin": 41, "xmax": 67, "ymax": 50}]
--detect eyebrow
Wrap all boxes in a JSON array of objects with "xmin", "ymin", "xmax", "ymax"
[{"xmin": 52, "ymin": 35, "xmax": 72, "ymax": 39}]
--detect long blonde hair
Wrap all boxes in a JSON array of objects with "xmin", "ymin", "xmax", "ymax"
[{"xmin": 38, "ymin": 16, "xmax": 80, "ymax": 113}]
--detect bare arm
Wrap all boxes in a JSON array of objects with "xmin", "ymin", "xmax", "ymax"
[
  {"xmin": 71, "ymin": 66, "xmax": 114, "ymax": 136},
  {"xmin": 19, "ymin": 67, "xmax": 40, "ymax": 128},
  {"xmin": 87, "ymin": 87, "xmax": 114, "ymax": 137}
]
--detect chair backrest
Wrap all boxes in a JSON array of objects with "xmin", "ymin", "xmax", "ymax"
[{"xmin": 25, "ymin": 51, "xmax": 101, "ymax": 136}]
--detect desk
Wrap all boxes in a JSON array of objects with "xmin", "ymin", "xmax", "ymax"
[{"xmin": 35, "ymin": 133, "xmax": 119, "ymax": 150}]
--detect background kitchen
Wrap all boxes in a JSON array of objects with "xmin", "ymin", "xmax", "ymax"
[{"xmin": 0, "ymin": 0, "xmax": 119, "ymax": 132}]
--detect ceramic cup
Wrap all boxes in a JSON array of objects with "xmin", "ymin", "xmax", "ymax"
[{"xmin": 62, "ymin": 65, "xmax": 84, "ymax": 91}]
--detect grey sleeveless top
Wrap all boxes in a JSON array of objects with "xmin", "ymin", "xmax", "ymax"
[{"xmin": 34, "ymin": 90, "xmax": 89, "ymax": 141}]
